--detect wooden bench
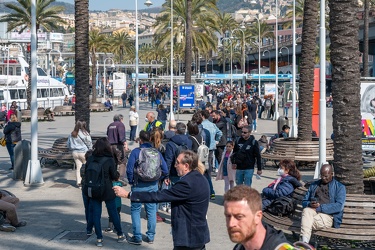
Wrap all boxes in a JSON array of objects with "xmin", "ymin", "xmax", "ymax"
[
  {"xmin": 262, "ymin": 187, "xmax": 375, "ymax": 241},
  {"xmin": 53, "ymin": 105, "xmax": 75, "ymax": 116},
  {"xmin": 90, "ymin": 103, "xmax": 109, "ymax": 112},
  {"xmin": 261, "ymin": 138, "xmax": 334, "ymax": 163},
  {"xmin": 38, "ymin": 136, "xmax": 101, "ymax": 168},
  {"xmin": 21, "ymin": 109, "xmax": 48, "ymax": 121}
]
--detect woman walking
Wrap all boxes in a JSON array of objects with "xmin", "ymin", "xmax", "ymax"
[
  {"xmin": 67, "ymin": 120, "xmax": 92, "ymax": 187},
  {"xmin": 3, "ymin": 114, "xmax": 22, "ymax": 170},
  {"xmin": 128, "ymin": 106, "xmax": 139, "ymax": 141}
]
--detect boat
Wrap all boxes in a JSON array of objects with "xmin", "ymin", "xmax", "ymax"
[{"xmin": 0, "ymin": 56, "xmax": 71, "ymax": 110}]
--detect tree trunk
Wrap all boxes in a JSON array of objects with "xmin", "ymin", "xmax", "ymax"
[
  {"xmin": 329, "ymin": 0, "xmax": 363, "ymax": 194},
  {"xmin": 362, "ymin": 0, "xmax": 369, "ymax": 77},
  {"xmin": 91, "ymin": 52, "xmax": 97, "ymax": 103},
  {"xmin": 184, "ymin": 0, "xmax": 192, "ymax": 84},
  {"xmin": 297, "ymin": 0, "xmax": 319, "ymax": 140},
  {"xmin": 75, "ymin": 0, "xmax": 91, "ymax": 130}
]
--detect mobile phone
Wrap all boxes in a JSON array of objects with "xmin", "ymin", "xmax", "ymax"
[{"xmin": 310, "ymin": 197, "xmax": 318, "ymax": 203}]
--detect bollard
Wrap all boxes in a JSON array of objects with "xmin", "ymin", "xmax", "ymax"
[
  {"xmin": 13, "ymin": 140, "xmax": 31, "ymax": 180},
  {"xmin": 277, "ymin": 116, "xmax": 289, "ymax": 134}
]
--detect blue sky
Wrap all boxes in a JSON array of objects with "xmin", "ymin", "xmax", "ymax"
[{"xmin": 60, "ymin": 0, "xmax": 165, "ymax": 11}]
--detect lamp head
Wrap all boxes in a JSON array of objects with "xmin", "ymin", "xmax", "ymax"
[
  {"xmin": 111, "ymin": 63, "xmax": 115, "ymax": 68},
  {"xmin": 144, "ymin": 0, "xmax": 153, "ymax": 7},
  {"xmin": 250, "ymin": 0, "xmax": 257, "ymax": 5},
  {"xmin": 58, "ymin": 56, "xmax": 64, "ymax": 62}
]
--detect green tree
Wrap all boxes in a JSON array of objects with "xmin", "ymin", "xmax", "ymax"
[
  {"xmin": 110, "ymin": 31, "xmax": 134, "ymax": 64},
  {"xmin": 329, "ymin": 0, "xmax": 363, "ymax": 193},
  {"xmin": 0, "ymin": 0, "xmax": 66, "ymax": 109},
  {"xmin": 89, "ymin": 29, "xmax": 107, "ymax": 103},
  {"xmin": 74, "ymin": 0, "xmax": 91, "ymax": 129}
]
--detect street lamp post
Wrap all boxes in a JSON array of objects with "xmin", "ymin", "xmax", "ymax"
[
  {"xmin": 262, "ymin": 50, "xmax": 270, "ymax": 71},
  {"xmin": 232, "ymin": 28, "xmax": 246, "ymax": 92},
  {"xmin": 161, "ymin": 57, "xmax": 168, "ymax": 75},
  {"xmin": 291, "ymin": 0, "xmax": 297, "ymax": 137},
  {"xmin": 279, "ymin": 46, "xmax": 290, "ymax": 65},
  {"xmin": 253, "ymin": 15, "xmax": 261, "ymax": 97},
  {"xmin": 135, "ymin": 0, "xmax": 153, "ymax": 122},
  {"xmin": 103, "ymin": 58, "xmax": 115, "ymax": 100},
  {"xmin": 275, "ymin": 0, "xmax": 279, "ymax": 120},
  {"xmin": 207, "ymin": 59, "xmax": 213, "ymax": 73},
  {"xmin": 221, "ymin": 37, "xmax": 233, "ymax": 90},
  {"xmin": 96, "ymin": 60, "xmax": 100, "ymax": 97},
  {"xmin": 47, "ymin": 49, "xmax": 63, "ymax": 107},
  {"xmin": 169, "ymin": 0, "xmax": 175, "ymax": 121},
  {"xmin": 151, "ymin": 59, "xmax": 157, "ymax": 76}
]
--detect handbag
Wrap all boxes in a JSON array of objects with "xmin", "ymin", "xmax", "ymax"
[{"xmin": 0, "ymin": 137, "xmax": 6, "ymax": 147}]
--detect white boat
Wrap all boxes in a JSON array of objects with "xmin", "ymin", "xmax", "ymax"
[{"xmin": 0, "ymin": 56, "xmax": 71, "ymax": 110}]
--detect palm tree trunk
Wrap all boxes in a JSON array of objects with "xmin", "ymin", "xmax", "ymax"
[
  {"xmin": 75, "ymin": 0, "xmax": 91, "ymax": 130},
  {"xmin": 184, "ymin": 0, "xmax": 192, "ymax": 83},
  {"xmin": 297, "ymin": 0, "xmax": 319, "ymax": 140},
  {"xmin": 91, "ymin": 52, "xmax": 97, "ymax": 103},
  {"xmin": 362, "ymin": 0, "xmax": 369, "ymax": 77},
  {"xmin": 329, "ymin": 0, "xmax": 363, "ymax": 194}
]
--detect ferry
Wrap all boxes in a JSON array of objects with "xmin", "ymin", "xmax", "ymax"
[{"xmin": 0, "ymin": 56, "xmax": 71, "ymax": 110}]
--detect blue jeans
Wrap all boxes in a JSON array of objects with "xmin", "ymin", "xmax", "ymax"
[
  {"xmin": 204, "ymin": 170, "xmax": 215, "ymax": 196},
  {"xmin": 122, "ymin": 100, "xmax": 126, "ymax": 108},
  {"xmin": 6, "ymin": 142, "xmax": 16, "ymax": 168},
  {"xmin": 235, "ymin": 169, "xmax": 254, "ymax": 187},
  {"xmin": 131, "ymin": 182, "xmax": 158, "ymax": 241},
  {"xmin": 253, "ymin": 119, "xmax": 257, "ymax": 131},
  {"xmin": 284, "ymin": 107, "xmax": 289, "ymax": 117},
  {"xmin": 130, "ymin": 125, "xmax": 137, "ymax": 141},
  {"xmin": 86, "ymin": 196, "xmax": 123, "ymax": 239},
  {"xmin": 161, "ymin": 120, "xmax": 166, "ymax": 130}
]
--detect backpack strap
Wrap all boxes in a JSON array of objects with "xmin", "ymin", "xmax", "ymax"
[{"xmin": 190, "ymin": 135, "xmax": 202, "ymax": 146}]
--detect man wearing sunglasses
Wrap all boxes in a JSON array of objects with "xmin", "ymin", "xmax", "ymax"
[{"xmin": 232, "ymin": 126, "xmax": 262, "ymax": 187}]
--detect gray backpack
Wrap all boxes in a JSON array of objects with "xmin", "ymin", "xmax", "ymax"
[
  {"xmin": 191, "ymin": 136, "xmax": 209, "ymax": 163},
  {"xmin": 135, "ymin": 147, "xmax": 162, "ymax": 182}
]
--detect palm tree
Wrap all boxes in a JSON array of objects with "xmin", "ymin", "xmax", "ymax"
[
  {"xmin": 75, "ymin": 0, "xmax": 91, "ymax": 129},
  {"xmin": 296, "ymin": 0, "xmax": 319, "ymax": 141},
  {"xmin": 329, "ymin": 0, "xmax": 363, "ymax": 193},
  {"xmin": 0, "ymin": 0, "xmax": 66, "ymax": 109},
  {"xmin": 110, "ymin": 31, "xmax": 134, "ymax": 64},
  {"xmin": 89, "ymin": 29, "xmax": 107, "ymax": 103},
  {"xmin": 154, "ymin": 0, "xmax": 218, "ymax": 82}
]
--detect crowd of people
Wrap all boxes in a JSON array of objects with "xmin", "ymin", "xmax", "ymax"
[{"xmin": 0, "ymin": 84, "xmax": 347, "ymax": 249}]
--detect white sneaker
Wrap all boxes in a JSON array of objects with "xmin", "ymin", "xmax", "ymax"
[{"xmin": 160, "ymin": 205, "xmax": 167, "ymax": 212}]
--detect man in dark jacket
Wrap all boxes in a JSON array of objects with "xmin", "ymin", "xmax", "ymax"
[
  {"xmin": 164, "ymin": 122, "xmax": 192, "ymax": 184},
  {"xmin": 125, "ymin": 131, "xmax": 168, "ymax": 245},
  {"xmin": 224, "ymin": 185, "xmax": 289, "ymax": 250},
  {"xmin": 300, "ymin": 164, "xmax": 346, "ymax": 244},
  {"xmin": 121, "ymin": 91, "xmax": 127, "ymax": 108},
  {"xmin": 212, "ymin": 110, "xmax": 227, "ymax": 162},
  {"xmin": 115, "ymin": 150, "xmax": 210, "ymax": 250},
  {"xmin": 107, "ymin": 114, "xmax": 129, "ymax": 180},
  {"xmin": 232, "ymin": 125, "xmax": 262, "ymax": 187}
]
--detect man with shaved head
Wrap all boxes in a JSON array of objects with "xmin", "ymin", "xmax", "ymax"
[
  {"xmin": 144, "ymin": 112, "xmax": 163, "ymax": 132},
  {"xmin": 300, "ymin": 164, "xmax": 346, "ymax": 244}
]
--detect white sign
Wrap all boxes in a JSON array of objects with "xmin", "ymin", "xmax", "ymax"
[
  {"xmin": 112, "ymin": 73, "xmax": 126, "ymax": 97},
  {"xmin": 264, "ymin": 83, "xmax": 276, "ymax": 96},
  {"xmin": 195, "ymin": 83, "xmax": 204, "ymax": 100}
]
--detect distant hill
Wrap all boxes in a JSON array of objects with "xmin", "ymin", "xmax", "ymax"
[{"xmin": 0, "ymin": 0, "xmax": 251, "ymax": 15}]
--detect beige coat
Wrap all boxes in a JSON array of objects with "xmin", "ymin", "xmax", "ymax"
[{"xmin": 216, "ymin": 149, "xmax": 236, "ymax": 182}]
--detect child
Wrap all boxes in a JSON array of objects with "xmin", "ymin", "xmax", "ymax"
[
  {"xmin": 216, "ymin": 141, "xmax": 236, "ymax": 193},
  {"xmin": 104, "ymin": 171, "xmax": 122, "ymax": 233}
]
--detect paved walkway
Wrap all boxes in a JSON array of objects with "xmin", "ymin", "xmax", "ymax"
[{"xmin": 0, "ymin": 101, "xmax": 325, "ymax": 249}]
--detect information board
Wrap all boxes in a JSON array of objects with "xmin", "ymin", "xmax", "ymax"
[{"xmin": 179, "ymin": 84, "xmax": 195, "ymax": 109}]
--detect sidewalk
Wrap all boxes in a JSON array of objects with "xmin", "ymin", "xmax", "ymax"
[{"xmin": 0, "ymin": 101, "xmax": 317, "ymax": 249}]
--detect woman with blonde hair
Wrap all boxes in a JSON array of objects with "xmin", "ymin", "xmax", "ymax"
[
  {"xmin": 129, "ymin": 106, "xmax": 139, "ymax": 141},
  {"xmin": 67, "ymin": 120, "xmax": 92, "ymax": 187},
  {"xmin": 3, "ymin": 114, "xmax": 21, "ymax": 170}
]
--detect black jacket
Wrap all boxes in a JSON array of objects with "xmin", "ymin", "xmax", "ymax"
[
  {"xmin": 234, "ymin": 135, "xmax": 262, "ymax": 171},
  {"xmin": 233, "ymin": 223, "xmax": 289, "ymax": 250},
  {"xmin": 3, "ymin": 121, "xmax": 22, "ymax": 143},
  {"xmin": 165, "ymin": 134, "xmax": 193, "ymax": 177},
  {"xmin": 214, "ymin": 116, "xmax": 227, "ymax": 147},
  {"xmin": 131, "ymin": 170, "xmax": 210, "ymax": 248},
  {"xmin": 84, "ymin": 154, "xmax": 117, "ymax": 201}
]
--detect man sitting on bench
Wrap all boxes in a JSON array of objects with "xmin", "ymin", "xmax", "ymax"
[
  {"xmin": 0, "ymin": 190, "xmax": 26, "ymax": 231},
  {"xmin": 300, "ymin": 164, "xmax": 346, "ymax": 244}
]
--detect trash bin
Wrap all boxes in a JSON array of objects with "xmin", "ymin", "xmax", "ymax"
[
  {"xmin": 277, "ymin": 116, "xmax": 289, "ymax": 134},
  {"xmin": 13, "ymin": 140, "xmax": 31, "ymax": 180}
]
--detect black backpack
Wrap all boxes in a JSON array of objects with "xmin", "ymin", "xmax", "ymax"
[
  {"xmin": 83, "ymin": 157, "xmax": 107, "ymax": 200},
  {"xmin": 266, "ymin": 196, "xmax": 297, "ymax": 216}
]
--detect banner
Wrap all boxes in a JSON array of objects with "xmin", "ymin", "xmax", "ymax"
[
  {"xmin": 179, "ymin": 84, "xmax": 195, "ymax": 109},
  {"xmin": 361, "ymin": 82, "xmax": 375, "ymax": 150}
]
